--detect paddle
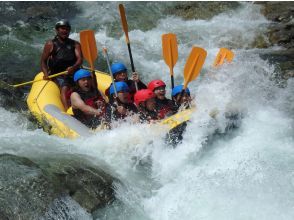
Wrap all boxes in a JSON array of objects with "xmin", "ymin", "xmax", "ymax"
[
  {"xmin": 180, "ymin": 47, "xmax": 207, "ymax": 99},
  {"xmin": 11, "ymin": 71, "xmax": 68, "ymax": 88},
  {"xmin": 80, "ymin": 30, "xmax": 99, "ymax": 91},
  {"xmin": 103, "ymin": 47, "xmax": 118, "ymax": 97},
  {"xmin": 162, "ymin": 33, "xmax": 178, "ymax": 89},
  {"xmin": 213, "ymin": 48, "xmax": 234, "ymax": 67},
  {"xmin": 118, "ymin": 4, "xmax": 138, "ymax": 91}
]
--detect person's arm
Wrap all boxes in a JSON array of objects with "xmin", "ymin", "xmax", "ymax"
[
  {"xmin": 70, "ymin": 92, "xmax": 102, "ymax": 116},
  {"xmin": 67, "ymin": 41, "xmax": 83, "ymax": 75},
  {"xmin": 40, "ymin": 41, "xmax": 53, "ymax": 80}
]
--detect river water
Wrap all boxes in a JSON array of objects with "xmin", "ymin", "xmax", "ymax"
[{"xmin": 0, "ymin": 2, "xmax": 294, "ymax": 220}]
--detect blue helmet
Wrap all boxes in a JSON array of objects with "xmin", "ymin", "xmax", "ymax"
[
  {"xmin": 111, "ymin": 62, "xmax": 127, "ymax": 76},
  {"xmin": 171, "ymin": 85, "xmax": 190, "ymax": 97},
  {"xmin": 74, "ymin": 69, "xmax": 91, "ymax": 82},
  {"xmin": 109, "ymin": 81, "xmax": 129, "ymax": 96}
]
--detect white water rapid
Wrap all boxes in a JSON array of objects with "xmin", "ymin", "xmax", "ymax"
[{"xmin": 0, "ymin": 2, "xmax": 293, "ymax": 220}]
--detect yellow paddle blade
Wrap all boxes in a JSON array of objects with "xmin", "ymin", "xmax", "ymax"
[
  {"xmin": 119, "ymin": 4, "xmax": 130, "ymax": 43},
  {"xmin": 183, "ymin": 47, "xmax": 207, "ymax": 88},
  {"xmin": 80, "ymin": 30, "xmax": 98, "ymax": 70},
  {"xmin": 162, "ymin": 33, "xmax": 178, "ymax": 76},
  {"xmin": 213, "ymin": 48, "xmax": 234, "ymax": 67}
]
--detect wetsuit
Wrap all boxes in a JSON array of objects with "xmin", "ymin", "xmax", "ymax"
[
  {"xmin": 47, "ymin": 36, "xmax": 78, "ymax": 87},
  {"xmin": 72, "ymin": 89, "xmax": 107, "ymax": 129}
]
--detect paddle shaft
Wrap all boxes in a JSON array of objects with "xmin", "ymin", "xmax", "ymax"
[
  {"xmin": 168, "ymin": 39, "xmax": 175, "ymax": 89},
  {"xmin": 119, "ymin": 4, "xmax": 138, "ymax": 91},
  {"xmin": 12, "ymin": 71, "xmax": 67, "ymax": 88},
  {"xmin": 171, "ymin": 75, "xmax": 175, "ymax": 89},
  {"xmin": 103, "ymin": 47, "xmax": 118, "ymax": 97}
]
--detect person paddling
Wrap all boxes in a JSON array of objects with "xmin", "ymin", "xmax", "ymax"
[
  {"xmin": 41, "ymin": 19, "xmax": 83, "ymax": 110},
  {"xmin": 147, "ymin": 80, "xmax": 177, "ymax": 119},
  {"xmin": 171, "ymin": 85, "xmax": 192, "ymax": 111},
  {"xmin": 105, "ymin": 81, "xmax": 138, "ymax": 126},
  {"xmin": 134, "ymin": 89, "xmax": 159, "ymax": 123},
  {"xmin": 105, "ymin": 62, "xmax": 147, "ymax": 98},
  {"xmin": 70, "ymin": 69, "xmax": 107, "ymax": 129}
]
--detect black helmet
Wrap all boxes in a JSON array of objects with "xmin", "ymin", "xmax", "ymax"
[{"xmin": 55, "ymin": 19, "xmax": 71, "ymax": 30}]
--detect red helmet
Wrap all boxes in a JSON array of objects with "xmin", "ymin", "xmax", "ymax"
[
  {"xmin": 147, "ymin": 80, "xmax": 166, "ymax": 91},
  {"xmin": 134, "ymin": 89, "xmax": 155, "ymax": 106}
]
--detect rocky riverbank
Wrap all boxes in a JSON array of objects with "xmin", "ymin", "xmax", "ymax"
[
  {"xmin": 168, "ymin": 2, "xmax": 294, "ymax": 79},
  {"xmin": 259, "ymin": 2, "xmax": 294, "ymax": 80}
]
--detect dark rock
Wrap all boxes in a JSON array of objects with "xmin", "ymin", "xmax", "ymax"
[
  {"xmin": 0, "ymin": 154, "xmax": 58, "ymax": 220},
  {"xmin": 255, "ymin": 2, "xmax": 294, "ymax": 79},
  {"xmin": 0, "ymin": 153, "xmax": 117, "ymax": 219},
  {"xmin": 36, "ymin": 154, "xmax": 116, "ymax": 213},
  {"xmin": 259, "ymin": 2, "xmax": 294, "ymax": 22},
  {"xmin": 258, "ymin": 2, "xmax": 294, "ymax": 49}
]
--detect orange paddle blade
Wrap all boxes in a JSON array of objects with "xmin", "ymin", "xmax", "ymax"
[
  {"xmin": 162, "ymin": 33, "xmax": 178, "ymax": 76},
  {"xmin": 119, "ymin": 4, "xmax": 130, "ymax": 43},
  {"xmin": 80, "ymin": 30, "xmax": 98, "ymax": 70},
  {"xmin": 213, "ymin": 48, "xmax": 234, "ymax": 67},
  {"xmin": 183, "ymin": 47, "xmax": 207, "ymax": 88}
]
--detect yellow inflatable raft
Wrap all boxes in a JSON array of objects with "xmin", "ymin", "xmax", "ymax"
[
  {"xmin": 27, "ymin": 71, "xmax": 194, "ymax": 138},
  {"xmin": 26, "ymin": 71, "xmax": 112, "ymax": 138}
]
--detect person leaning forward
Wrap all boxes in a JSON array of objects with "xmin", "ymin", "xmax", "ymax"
[
  {"xmin": 41, "ymin": 19, "xmax": 83, "ymax": 110},
  {"xmin": 105, "ymin": 81, "xmax": 138, "ymax": 127},
  {"xmin": 70, "ymin": 69, "xmax": 108, "ymax": 129}
]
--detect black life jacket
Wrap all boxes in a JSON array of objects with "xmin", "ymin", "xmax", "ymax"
[
  {"xmin": 105, "ymin": 97, "xmax": 138, "ymax": 123},
  {"xmin": 72, "ymin": 89, "xmax": 106, "ymax": 128},
  {"xmin": 138, "ymin": 108, "xmax": 159, "ymax": 123},
  {"xmin": 48, "ymin": 36, "xmax": 77, "ymax": 74},
  {"xmin": 155, "ymin": 97, "xmax": 177, "ymax": 119},
  {"xmin": 126, "ymin": 79, "xmax": 147, "ymax": 96}
]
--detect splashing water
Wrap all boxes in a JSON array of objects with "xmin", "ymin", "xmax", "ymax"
[{"xmin": 0, "ymin": 2, "xmax": 293, "ymax": 220}]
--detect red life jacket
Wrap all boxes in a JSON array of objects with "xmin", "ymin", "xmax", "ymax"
[{"xmin": 72, "ymin": 89, "xmax": 106, "ymax": 128}]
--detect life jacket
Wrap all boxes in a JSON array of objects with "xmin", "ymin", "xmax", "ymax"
[
  {"xmin": 105, "ymin": 97, "xmax": 138, "ymax": 122},
  {"xmin": 72, "ymin": 89, "xmax": 106, "ymax": 128},
  {"xmin": 126, "ymin": 79, "xmax": 147, "ymax": 97},
  {"xmin": 155, "ymin": 98, "xmax": 177, "ymax": 119},
  {"xmin": 138, "ymin": 108, "xmax": 159, "ymax": 123},
  {"xmin": 48, "ymin": 36, "xmax": 77, "ymax": 74}
]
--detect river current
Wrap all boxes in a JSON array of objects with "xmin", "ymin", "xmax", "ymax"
[{"xmin": 0, "ymin": 2, "xmax": 293, "ymax": 220}]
